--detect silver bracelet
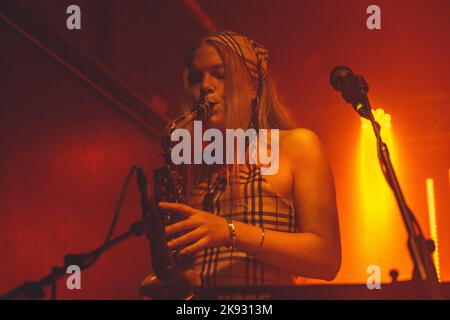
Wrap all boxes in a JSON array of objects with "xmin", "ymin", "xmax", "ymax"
[{"xmin": 226, "ymin": 217, "xmax": 236, "ymax": 248}]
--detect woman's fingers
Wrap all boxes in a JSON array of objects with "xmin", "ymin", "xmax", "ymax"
[
  {"xmin": 167, "ymin": 228, "xmax": 205, "ymax": 249},
  {"xmin": 179, "ymin": 238, "xmax": 209, "ymax": 255},
  {"xmin": 164, "ymin": 218, "xmax": 197, "ymax": 235},
  {"xmin": 158, "ymin": 201, "xmax": 225, "ymax": 254},
  {"xmin": 160, "ymin": 202, "xmax": 203, "ymax": 235},
  {"xmin": 159, "ymin": 202, "xmax": 198, "ymax": 216}
]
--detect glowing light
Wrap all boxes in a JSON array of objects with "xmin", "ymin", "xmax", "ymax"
[
  {"xmin": 361, "ymin": 122, "xmax": 370, "ymax": 130},
  {"xmin": 354, "ymin": 107, "xmax": 411, "ymax": 283},
  {"xmin": 360, "ymin": 108, "xmax": 392, "ymax": 135},
  {"xmin": 426, "ymin": 178, "xmax": 441, "ymax": 282}
]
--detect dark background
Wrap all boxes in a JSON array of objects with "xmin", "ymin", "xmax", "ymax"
[{"xmin": 1, "ymin": 0, "xmax": 449, "ymax": 299}]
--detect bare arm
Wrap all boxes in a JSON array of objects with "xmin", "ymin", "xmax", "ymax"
[
  {"xmin": 160, "ymin": 129, "xmax": 341, "ymax": 281},
  {"xmin": 230, "ymin": 129, "xmax": 341, "ymax": 280}
]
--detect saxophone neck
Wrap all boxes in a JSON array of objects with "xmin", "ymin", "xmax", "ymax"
[
  {"xmin": 167, "ymin": 101, "xmax": 212, "ymax": 131},
  {"xmin": 162, "ymin": 101, "xmax": 213, "ymax": 151}
]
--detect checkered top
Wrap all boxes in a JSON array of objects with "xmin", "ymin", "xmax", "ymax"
[{"xmin": 187, "ymin": 164, "xmax": 298, "ymax": 287}]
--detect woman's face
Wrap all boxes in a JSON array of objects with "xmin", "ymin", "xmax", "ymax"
[{"xmin": 188, "ymin": 43, "xmax": 226, "ymax": 131}]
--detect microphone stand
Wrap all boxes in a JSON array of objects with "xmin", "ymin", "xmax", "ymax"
[
  {"xmin": 1, "ymin": 221, "xmax": 144, "ymax": 300},
  {"xmin": 353, "ymin": 77, "xmax": 442, "ymax": 299}
]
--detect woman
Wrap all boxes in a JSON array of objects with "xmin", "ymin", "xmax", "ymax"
[{"xmin": 158, "ymin": 31, "xmax": 341, "ymax": 287}]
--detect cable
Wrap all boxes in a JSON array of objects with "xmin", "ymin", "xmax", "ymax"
[
  {"xmin": 103, "ymin": 165, "xmax": 138, "ymax": 244},
  {"xmin": 81, "ymin": 165, "xmax": 138, "ymax": 270},
  {"xmin": 376, "ymin": 137, "xmax": 424, "ymax": 238}
]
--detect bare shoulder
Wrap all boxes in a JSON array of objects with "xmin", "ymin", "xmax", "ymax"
[
  {"xmin": 280, "ymin": 128, "xmax": 322, "ymax": 144},
  {"xmin": 279, "ymin": 128, "xmax": 328, "ymax": 163}
]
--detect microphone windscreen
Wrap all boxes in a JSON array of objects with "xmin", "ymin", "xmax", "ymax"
[{"xmin": 330, "ymin": 66, "xmax": 354, "ymax": 91}]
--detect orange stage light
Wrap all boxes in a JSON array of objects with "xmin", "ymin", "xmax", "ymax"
[
  {"xmin": 426, "ymin": 178, "xmax": 441, "ymax": 282},
  {"xmin": 353, "ymin": 108, "xmax": 411, "ymax": 283}
]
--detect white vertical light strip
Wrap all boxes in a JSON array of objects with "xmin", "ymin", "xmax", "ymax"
[{"xmin": 426, "ymin": 178, "xmax": 441, "ymax": 282}]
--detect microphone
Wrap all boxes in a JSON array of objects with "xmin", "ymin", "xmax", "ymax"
[
  {"xmin": 330, "ymin": 66, "xmax": 372, "ymax": 119},
  {"xmin": 136, "ymin": 167, "xmax": 176, "ymax": 281}
]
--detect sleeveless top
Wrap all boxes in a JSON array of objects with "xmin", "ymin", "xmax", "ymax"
[{"xmin": 187, "ymin": 164, "xmax": 298, "ymax": 287}]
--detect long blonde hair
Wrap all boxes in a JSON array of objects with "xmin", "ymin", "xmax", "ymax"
[{"xmin": 180, "ymin": 40, "xmax": 298, "ymax": 207}]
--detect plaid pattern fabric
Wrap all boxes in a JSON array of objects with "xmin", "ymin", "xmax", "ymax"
[
  {"xmin": 201, "ymin": 30, "xmax": 269, "ymax": 85},
  {"xmin": 187, "ymin": 164, "xmax": 298, "ymax": 287}
]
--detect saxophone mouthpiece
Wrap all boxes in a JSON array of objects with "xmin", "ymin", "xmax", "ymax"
[{"xmin": 194, "ymin": 100, "xmax": 213, "ymax": 121}]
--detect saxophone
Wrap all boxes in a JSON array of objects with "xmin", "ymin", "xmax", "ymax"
[{"xmin": 139, "ymin": 100, "xmax": 212, "ymax": 300}]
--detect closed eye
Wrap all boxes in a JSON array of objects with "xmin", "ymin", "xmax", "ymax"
[
  {"xmin": 188, "ymin": 70, "xmax": 202, "ymax": 86},
  {"xmin": 188, "ymin": 64, "xmax": 225, "ymax": 86},
  {"xmin": 213, "ymin": 68, "xmax": 225, "ymax": 80}
]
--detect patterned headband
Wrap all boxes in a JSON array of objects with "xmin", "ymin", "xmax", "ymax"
[{"xmin": 200, "ymin": 30, "xmax": 269, "ymax": 86}]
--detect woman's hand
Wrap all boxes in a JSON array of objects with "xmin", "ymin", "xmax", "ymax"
[{"xmin": 158, "ymin": 202, "xmax": 230, "ymax": 255}]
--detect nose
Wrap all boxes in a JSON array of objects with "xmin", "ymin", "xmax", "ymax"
[{"xmin": 200, "ymin": 73, "xmax": 215, "ymax": 98}]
